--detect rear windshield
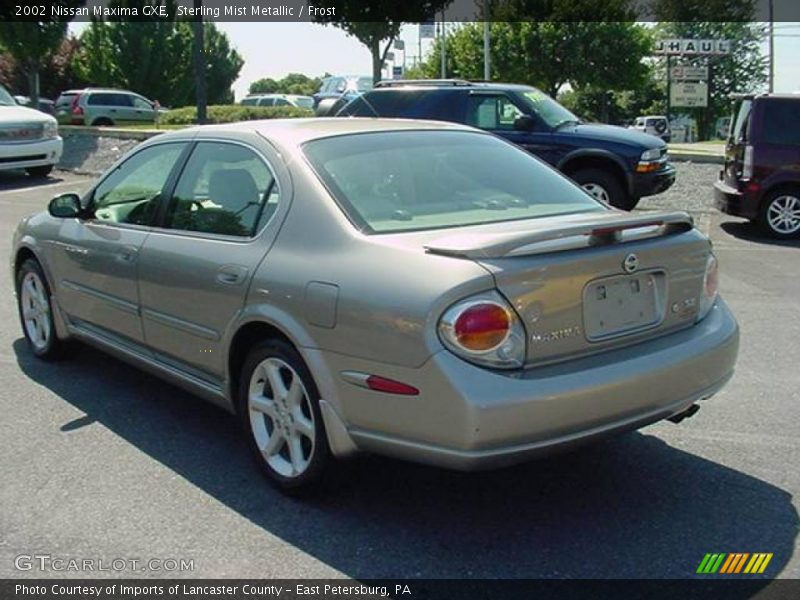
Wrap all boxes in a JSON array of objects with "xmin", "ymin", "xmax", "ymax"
[
  {"xmin": 731, "ymin": 99, "xmax": 752, "ymax": 142},
  {"xmin": 303, "ymin": 131, "xmax": 603, "ymax": 234}
]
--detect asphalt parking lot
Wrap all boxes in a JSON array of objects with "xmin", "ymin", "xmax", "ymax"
[{"xmin": 0, "ymin": 165, "xmax": 798, "ymax": 580}]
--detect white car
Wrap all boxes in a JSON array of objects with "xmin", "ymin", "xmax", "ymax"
[
  {"xmin": 629, "ymin": 115, "xmax": 671, "ymax": 143},
  {"xmin": 0, "ymin": 85, "xmax": 62, "ymax": 178}
]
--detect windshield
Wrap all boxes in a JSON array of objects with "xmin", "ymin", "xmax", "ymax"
[
  {"xmin": 304, "ymin": 131, "xmax": 603, "ymax": 234},
  {"xmin": 0, "ymin": 85, "xmax": 17, "ymax": 106},
  {"xmin": 516, "ymin": 88, "xmax": 579, "ymax": 129}
]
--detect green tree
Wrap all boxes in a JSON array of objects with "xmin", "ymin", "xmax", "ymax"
[
  {"xmin": 73, "ymin": 20, "xmax": 242, "ymax": 108},
  {"xmin": 0, "ymin": 1, "xmax": 86, "ymax": 106},
  {"xmin": 248, "ymin": 73, "xmax": 323, "ymax": 96},
  {"xmin": 0, "ymin": 35, "xmax": 87, "ymax": 100},
  {"xmin": 312, "ymin": 1, "xmax": 451, "ymax": 83},
  {"xmin": 654, "ymin": 21, "xmax": 766, "ymax": 139},
  {"xmin": 417, "ymin": 21, "xmax": 653, "ymax": 98}
]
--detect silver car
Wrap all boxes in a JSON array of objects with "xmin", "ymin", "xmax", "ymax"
[{"xmin": 11, "ymin": 119, "xmax": 739, "ymax": 491}]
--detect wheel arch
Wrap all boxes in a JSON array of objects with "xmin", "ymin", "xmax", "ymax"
[{"xmin": 558, "ymin": 150, "xmax": 629, "ymax": 192}]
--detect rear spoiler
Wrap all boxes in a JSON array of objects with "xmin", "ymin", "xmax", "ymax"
[{"xmin": 424, "ymin": 211, "xmax": 694, "ymax": 259}]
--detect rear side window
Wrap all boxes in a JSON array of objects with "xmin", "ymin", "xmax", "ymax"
[
  {"xmin": 304, "ymin": 131, "xmax": 602, "ymax": 234},
  {"xmin": 731, "ymin": 99, "xmax": 752, "ymax": 142},
  {"xmin": 241, "ymin": 98, "xmax": 258, "ymax": 106},
  {"xmin": 165, "ymin": 142, "xmax": 279, "ymax": 237},
  {"xmin": 761, "ymin": 100, "xmax": 800, "ymax": 145},
  {"xmin": 88, "ymin": 93, "xmax": 131, "ymax": 106}
]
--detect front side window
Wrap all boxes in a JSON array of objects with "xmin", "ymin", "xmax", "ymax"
[
  {"xmin": 304, "ymin": 131, "xmax": 603, "ymax": 234},
  {"xmin": 91, "ymin": 143, "xmax": 186, "ymax": 225},
  {"xmin": 164, "ymin": 142, "xmax": 278, "ymax": 237},
  {"xmin": 132, "ymin": 96, "xmax": 152, "ymax": 110},
  {"xmin": 467, "ymin": 95, "xmax": 524, "ymax": 130}
]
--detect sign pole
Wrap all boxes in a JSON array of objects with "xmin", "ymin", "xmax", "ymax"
[
  {"xmin": 440, "ymin": 11, "xmax": 447, "ymax": 78},
  {"xmin": 666, "ymin": 54, "xmax": 671, "ymax": 126},
  {"xmin": 483, "ymin": 0, "xmax": 491, "ymax": 80}
]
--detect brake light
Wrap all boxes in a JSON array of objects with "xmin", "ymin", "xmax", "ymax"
[
  {"xmin": 439, "ymin": 293, "xmax": 526, "ymax": 369},
  {"xmin": 70, "ymin": 94, "xmax": 83, "ymax": 115},
  {"xmin": 697, "ymin": 254, "xmax": 719, "ymax": 321},
  {"xmin": 742, "ymin": 144, "xmax": 754, "ymax": 179}
]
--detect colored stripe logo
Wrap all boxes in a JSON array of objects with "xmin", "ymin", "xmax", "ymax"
[{"xmin": 696, "ymin": 553, "xmax": 773, "ymax": 574}]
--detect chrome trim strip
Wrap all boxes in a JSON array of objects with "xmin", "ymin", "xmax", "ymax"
[
  {"xmin": 60, "ymin": 280, "xmax": 139, "ymax": 315},
  {"xmin": 141, "ymin": 307, "xmax": 220, "ymax": 341}
]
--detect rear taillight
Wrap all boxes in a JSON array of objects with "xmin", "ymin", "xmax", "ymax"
[
  {"xmin": 439, "ymin": 293, "xmax": 526, "ymax": 369},
  {"xmin": 698, "ymin": 253, "xmax": 719, "ymax": 321},
  {"xmin": 70, "ymin": 94, "xmax": 83, "ymax": 115},
  {"xmin": 742, "ymin": 144, "xmax": 754, "ymax": 179}
]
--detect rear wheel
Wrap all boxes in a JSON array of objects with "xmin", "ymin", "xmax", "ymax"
[
  {"xmin": 16, "ymin": 259, "xmax": 64, "ymax": 360},
  {"xmin": 238, "ymin": 339, "xmax": 331, "ymax": 493},
  {"xmin": 26, "ymin": 165, "xmax": 53, "ymax": 178},
  {"xmin": 571, "ymin": 168, "xmax": 637, "ymax": 210},
  {"xmin": 759, "ymin": 189, "xmax": 800, "ymax": 239}
]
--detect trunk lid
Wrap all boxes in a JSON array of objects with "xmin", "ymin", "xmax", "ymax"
[{"xmin": 425, "ymin": 210, "xmax": 710, "ymax": 366}]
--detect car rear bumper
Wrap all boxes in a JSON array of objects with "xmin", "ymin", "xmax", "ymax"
[
  {"xmin": 317, "ymin": 298, "xmax": 739, "ymax": 470},
  {"xmin": 714, "ymin": 179, "xmax": 760, "ymax": 220},
  {"xmin": 630, "ymin": 164, "xmax": 676, "ymax": 198},
  {"xmin": 0, "ymin": 137, "xmax": 62, "ymax": 170}
]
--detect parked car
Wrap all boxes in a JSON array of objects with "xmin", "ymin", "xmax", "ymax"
[
  {"xmin": 337, "ymin": 80, "xmax": 675, "ymax": 211},
  {"xmin": 12, "ymin": 118, "xmax": 738, "ymax": 491},
  {"xmin": 13, "ymin": 95, "xmax": 56, "ymax": 115},
  {"xmin": 714, "ymin": 116, "xmax": 732, "ymax": 140},
  {"xmin": 715, "ymin": 93, "xmax": 800, "ymax": 238},
  {"xmin": 240, "ymin": 94, "xmax": 314, "ymax": 110},
  {"xmin": 55, "ymin": 88, "xmax": 158, "ymax": 126},
  {"xmin": 313, "ymin": 75, "xmax": 373, "ymax": 108},
  {"xmin": 0, "ymin": 84, "xmax": 62, "ymax": 177},
  {"xmin": 630, "ymin": 115, "xmax": 671, "ymax": 142}
]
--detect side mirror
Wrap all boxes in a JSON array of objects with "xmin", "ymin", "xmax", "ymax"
[
  {"xmin": 514, "ymin": 115, "xmax": 536, "ymax": 131},
  {"xmin": 48, "ymin": 193, "xmax": 83, "ymax": 218}
]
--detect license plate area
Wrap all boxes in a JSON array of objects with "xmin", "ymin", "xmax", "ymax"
[{"xmin": 583, "ymin": 271, "xmax": 666, "ymax": 341}]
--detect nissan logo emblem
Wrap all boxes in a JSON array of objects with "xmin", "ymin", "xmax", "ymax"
[{"xmin": 623, "ymin": 253, "xmax": 639, "ymax": 273}]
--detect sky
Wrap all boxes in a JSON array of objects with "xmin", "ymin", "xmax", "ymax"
[{"xmin": 69, "ymin": 22, "xmax": 800, "ymax": 100}]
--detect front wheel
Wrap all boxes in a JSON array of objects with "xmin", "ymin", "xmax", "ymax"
[
  {"xmin": 238, "ymin": 340, "xmax": 331, "ymax": 493},
  {"xmin": 759, "ymin": 189, "xmax": 800, "ymax": 239},
  {"xmin": 571, "ymin": 168, "xmax": 636, "ymax": 210},
  {"xmin": 26, "ymin": 165, "xmax": 53, "ymax": 178},
  {"xmin": 16, "ymin": 259, "xmax": 64, "ymax": 360}
]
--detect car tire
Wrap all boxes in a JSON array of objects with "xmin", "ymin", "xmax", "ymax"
[
  {"xmin": 237, "ymin": 339, "xmax": 332, "ymax": 493},
  {"xmin": 16, "ymin": 259, "xmax": 65, "ymax": 360},
  {"xmin": 571, "ymin": 168, "xmax": 636, "ymax": 210},
  {"xmin": 25, "ymin": 165, "xmax": 53, "ymax": 178},
  {"xmin": 758, "ymin": 188, "xmax": 800, "ymax": 239}
]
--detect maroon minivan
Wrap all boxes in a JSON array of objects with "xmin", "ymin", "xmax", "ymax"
[{"xmin": 714, "ymin": 93, "xmax": 800, "ymax": 238}]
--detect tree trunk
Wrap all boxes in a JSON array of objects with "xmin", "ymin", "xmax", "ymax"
[
  {"xmin": 192, "ymin": 1, "xmax": 207, "ymax": 124},
  {"xmin": 371, "ymin": 37, "xmax": 382, "ymax": 84},
  {"xmin": 28, "ymin": 66, "xmax": 40, "ymax": 109}
]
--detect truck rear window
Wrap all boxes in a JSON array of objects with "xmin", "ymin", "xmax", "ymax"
[{"xmin": 762, "ymin": 100, "xmax": 800, "ymax": 145}]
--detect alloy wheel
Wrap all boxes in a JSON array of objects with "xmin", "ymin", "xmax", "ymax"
[
  {"xmin": 766, "ymin": 195, "xmax": 800, "ymax": 235},
  {"xmin": 581, "ymin": 182, "xmax": 610, "ymax": 204},
  {"xmin": 20, "ymin": 271, "xmax": 51, "ymax": 351},
  {"xmin": 247, "ymin": 357, "xmax": 316, "ymax": 478}
]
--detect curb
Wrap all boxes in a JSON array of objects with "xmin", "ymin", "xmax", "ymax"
[{"xmin": 59, "ymin": 125, "xmax": 165, "ymax": 141}]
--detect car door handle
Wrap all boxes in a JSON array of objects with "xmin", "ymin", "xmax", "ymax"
[
  {"xmin": 117, "ymin": 246, "xmax": 138, "ymax": 263},
  {"xmin": 64, "ymin": 245, "xmax": 89, "ymax": 256},
  {"xmin": 216, "ymin": 265, "xmax": 249, "ymax": 286}
]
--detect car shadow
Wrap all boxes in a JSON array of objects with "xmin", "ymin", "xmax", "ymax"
[
  {"xmin": 0, "ymin": 170, "xmax": 65, "ymax": 191},
  {"xmin": 12, "ymin": 338, "xmax": 798, "ymax": 579},
  {"xmin": 721, "ymin": 220, "xmax": 800, "ymax": 248}
]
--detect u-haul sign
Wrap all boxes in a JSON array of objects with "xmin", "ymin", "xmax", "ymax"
[{"xmin": 655, "ymin": 39, "xmax": 730, "ymax": 55}]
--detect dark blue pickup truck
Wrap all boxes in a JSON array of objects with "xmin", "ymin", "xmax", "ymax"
[{"xmin": 336, "ymin": 80, "xmax": 675, "ymax": 210}]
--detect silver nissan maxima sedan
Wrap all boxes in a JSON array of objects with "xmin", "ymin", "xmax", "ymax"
[{"xmin": 11, "ymin": 118, "xmax": 739, "ymax": 491}]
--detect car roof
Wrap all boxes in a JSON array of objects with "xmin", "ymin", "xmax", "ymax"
[
  {"xmin": 158, "ymin": 117, "xmax": 476, "ymax": 147},
  {"xmin": 373, "ymin": 79, "xmax": 536, "ymax": 92}
]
